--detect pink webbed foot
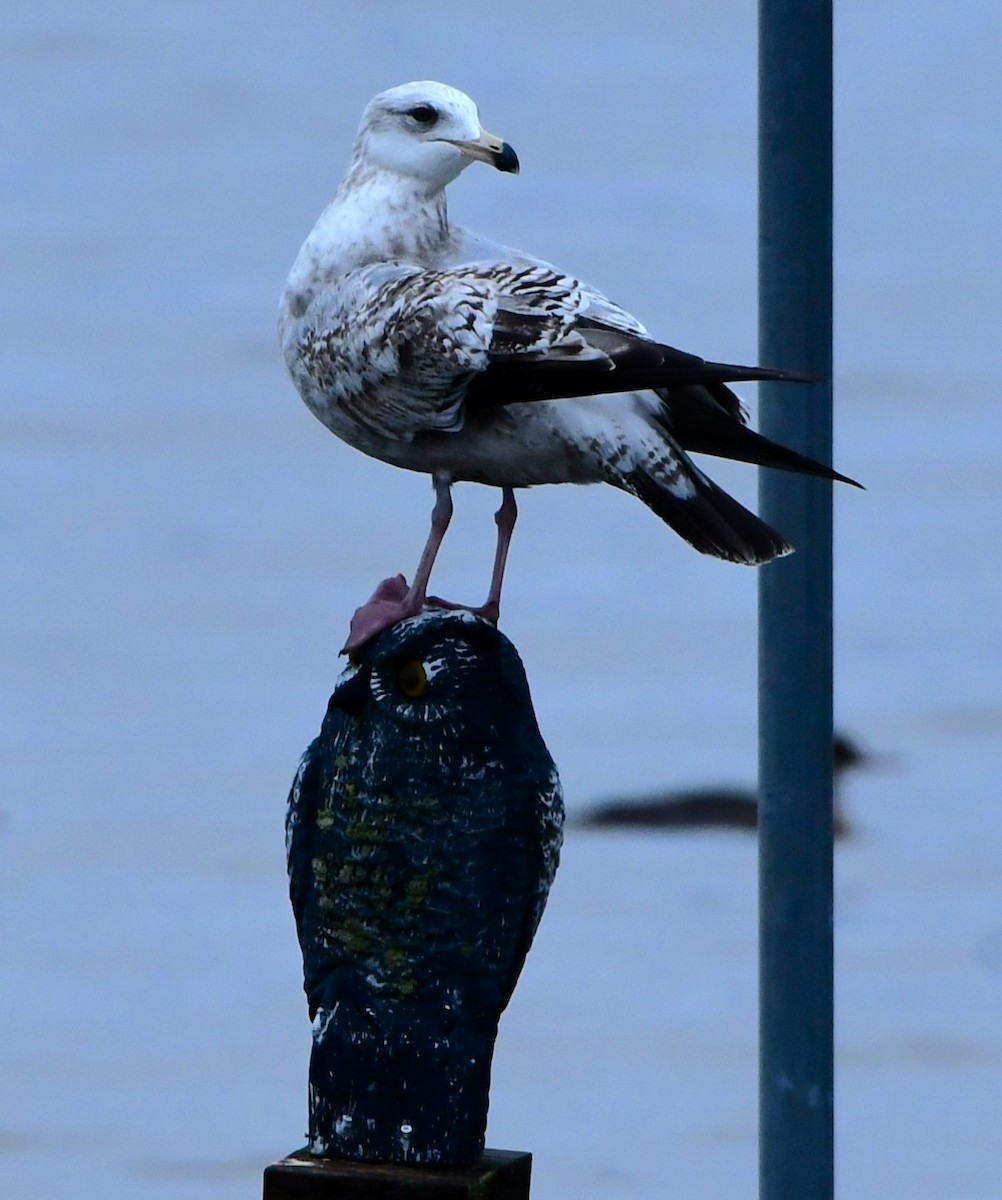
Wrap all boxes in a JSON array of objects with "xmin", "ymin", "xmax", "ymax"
[
  {"xmin": 426, "ymin": 595, "xmax": 501, "ymax": 624},
  {"xmin": 342, "ymin": 575, "xmax": 422, "ymax": 655},
  {"xmin": 342, "ymin": 483, "xmax": 515, "ymax": 654}
]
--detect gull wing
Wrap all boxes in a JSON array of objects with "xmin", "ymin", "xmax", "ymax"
[
  {"xmin": 458, "ymin": 267, "xmax": 858, "ymax": 487},
  {"xmin": 283, "ymin": 262, "xmax": 495, "ymax": 442}
]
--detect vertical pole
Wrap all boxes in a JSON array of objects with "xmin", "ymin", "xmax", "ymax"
[{"xmin": 757, "ymin": 3, "xmax": 834, "ymax": 1200}]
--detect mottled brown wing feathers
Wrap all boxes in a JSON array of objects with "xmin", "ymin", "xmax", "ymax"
[{"xmin": 468, "ymin": 318, "xmax": 812, "ymax": 408}]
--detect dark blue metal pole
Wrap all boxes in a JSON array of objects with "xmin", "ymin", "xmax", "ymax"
[{"xmin": 757, "ymin": 2, "xmax": 834, "ymax": 1199}]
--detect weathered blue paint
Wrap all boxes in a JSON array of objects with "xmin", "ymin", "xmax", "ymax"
[{"xmin": 758, "ymin": 2, "xmax": 835, "ymax": 1198}]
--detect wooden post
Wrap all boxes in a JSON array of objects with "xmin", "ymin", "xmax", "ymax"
[{"xmin": 263, "ymin": 1147, "xmax": 531, "ymax": 1200}]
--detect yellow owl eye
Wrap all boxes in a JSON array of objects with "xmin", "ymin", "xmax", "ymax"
[{"xmin": 397, "ymin": 659, "xmax": 427, "ymax": 699}]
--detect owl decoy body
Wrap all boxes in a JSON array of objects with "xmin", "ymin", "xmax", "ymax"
[{"xmin": 286, "ymin": 610, "xmax": 563, "ymax": 1165}]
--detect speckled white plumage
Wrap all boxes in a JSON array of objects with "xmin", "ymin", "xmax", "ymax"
[
  {"xmin": 278, "ymin": 81, "xmax": 698, "ymax": 492},
  {"xmin": 279, "ymin": 81, "xmax": 852, "ymax": 649}
]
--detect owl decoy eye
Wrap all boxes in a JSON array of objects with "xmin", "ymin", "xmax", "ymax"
[{"xmin": 397, "ymin": 659, "xmax": 427, "ymax": 699}]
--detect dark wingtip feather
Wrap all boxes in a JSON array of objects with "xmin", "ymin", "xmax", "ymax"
[
  {"xmin": 655, "ymin": 394, "xmax": 864, "ymax": 490},
  {"xmin": 700, "ymin": 361, "xmax": 822, "ymax": 385}
]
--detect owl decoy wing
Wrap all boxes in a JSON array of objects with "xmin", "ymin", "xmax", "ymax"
[
  {"xmin": 286, "ymin": 663, "xmax": 372, "ymax": 939},
  {"xmin": 468, "ymin": 731, "xmax": 564, "ymax": 1016},
  {"xmin": 489, "ymin": 813, "xmax": 555, "ymax": 1015},
  {"xmin": 286, "ymin": 738, "xmax": 324, "ymax": 961}
]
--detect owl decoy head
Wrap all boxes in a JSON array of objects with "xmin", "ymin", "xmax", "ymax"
[{"xmin": 327, "ymin": 609, "xmax": 537, "ymax": 736}]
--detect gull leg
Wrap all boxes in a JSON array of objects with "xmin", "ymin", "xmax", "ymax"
[
  {"xmin": 343, "ymin": 473, "xmax": 454, "ymax": 654},
  {"xmin": 478, "ymin": 486, "xmax": 517, "ymax": 622},
  {"xmin": 427, "ymin": 486, "xmax": 517, "ymax": 625},
  {"xmin": 403, "ymin": 472, "xmax": 453, "ymax": 611}
]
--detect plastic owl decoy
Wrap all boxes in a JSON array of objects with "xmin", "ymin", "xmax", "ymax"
[{"xmin": 286, "ymin": 610, "xmax": 564, "ymax": 1165}]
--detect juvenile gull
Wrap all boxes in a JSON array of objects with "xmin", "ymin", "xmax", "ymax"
[{"xmin": 279, "ymin": 81, "xmax": 858, "ymax": 651}]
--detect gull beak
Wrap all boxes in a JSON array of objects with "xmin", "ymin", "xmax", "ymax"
[{"xmin": 448, "ymin": 129, "xmax": 520, "ymax": 174}]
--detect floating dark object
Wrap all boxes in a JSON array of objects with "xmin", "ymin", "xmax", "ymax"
[
  {"xmin": 286, "ymin": 611, "xmax": 563, "ymax": 1166},
  {"xmin": 577, "ymin": 734, "xmax": 870, "ymax": 836}
]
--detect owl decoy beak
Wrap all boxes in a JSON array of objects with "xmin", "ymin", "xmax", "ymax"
[{"xmin": 328, "ymin": 666, "xmax": 371, "ymax": 718}]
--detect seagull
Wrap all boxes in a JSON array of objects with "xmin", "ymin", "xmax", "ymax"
[{"xmin": 279, "ymin": 81, "xmax": 859, "ymax": 651}]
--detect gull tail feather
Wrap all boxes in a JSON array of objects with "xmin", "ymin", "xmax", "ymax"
[{"xmin": 621, "ymin": 468, "xmax": 794, "ymax": 565}]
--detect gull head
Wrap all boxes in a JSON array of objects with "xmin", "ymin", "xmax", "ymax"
[{"xmin": 352, "ymin": 81, "xmax": 519, "ymax": 192}]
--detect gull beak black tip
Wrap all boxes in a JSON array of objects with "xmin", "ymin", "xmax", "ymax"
[{"xmin": 494, "ymin": 142, "xmax": 520, "ymax": 174}]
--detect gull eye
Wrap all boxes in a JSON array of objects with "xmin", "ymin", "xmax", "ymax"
[
  {"xmin": 406, "ymin": 104, "xmax": 438, "ymax": 127},
  {"xmin": 397, "ymin": 659, "xmax": 427, "ymax": 699}
]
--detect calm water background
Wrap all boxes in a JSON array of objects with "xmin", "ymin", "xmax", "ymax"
[{"xmin": 2, "ymin": 3, "xmax": 1000, "ymax": 1197}]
